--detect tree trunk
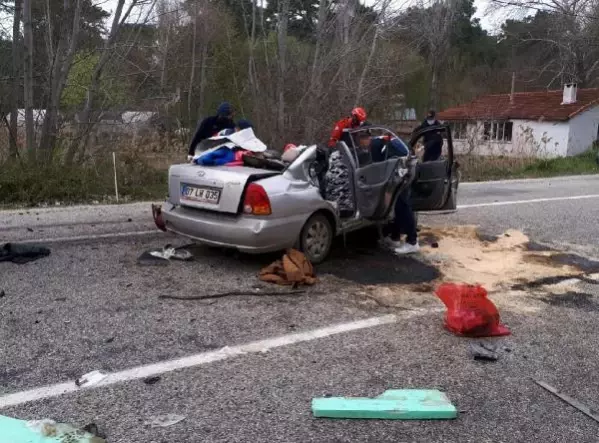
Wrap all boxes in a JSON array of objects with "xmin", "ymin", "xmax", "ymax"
[
  {"xmin": 187, "ymin": 0, "xmax": 198, "ymax": 122},
  {"xmin": 302, "ymin": 0, "xmax": 328, "ymax": 140},
  {"xmin": 22, "ymin": 0, "xmax": 34, "ymax": 154},
  {"xmin": 198, "ymin": 41, "xmax": 208, "ymax": 120},
  {"xmin": 277, "ymin": 0, "xmax": 290, "ymax": 134},
  {"xmin": 9, "ymin": 0, "xmax": 22, "ymax": 158},
  {"xmin": 66, "ymin": 0, "xmax": 136, "ymax": 165},
  {"xmin": 39, "ymin": 0, "xmax": 82, "ymax": 158},
  {"xmin": 428, "ymin": 60, "xmax": 439, "ymax": 111},
  {"xmin": 159, "ymin": 23, "xmax": 171, "ymax": 93}
]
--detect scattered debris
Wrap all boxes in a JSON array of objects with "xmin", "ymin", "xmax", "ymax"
[
  {"xmin": 138, "ymin": 245, "xmax": 193, "ymax": 266},
  {"xmin": 159, "ymin": 289, "xmax": 307, "ymax": 301},
  {"xmin": 137, "ymin": 250, "xmax": 170, "ymax": 266},
  {"xmin": 0, "ymin": 415, "xmax": 106, "ymax": 442},
  {"xmin": 144, "ymin": 376, "xmax": 162, "ymax": 385},
  {"xmin": 312, "ymin": 389, "xmax": 457, "ymax": 420},
  {"xmin": 435, "ymin": 283, "xmax": 511, "ymax": 337},
  {"xmin": 0, "ymin": 243, "xmax": 51, "ymax": 264},
  {"xmin": 470, "ymin": 341, "xmax": 498, "ymax": 361},
  {"xmin": 534, "ymin": 379, "xmax": 599, "ymax": 423},
  {"xmin": 82, "ymin": 423, "xmax": 107, "ymax": 439},
  {"xmin": 75, "ymin": 370, "xmax": 107, "ymax": 388},
  {"xmin": 259, "ymin": 249, "xmax": 316, "ymax": 286},
  {"xmin": 144, "ymin": 414, "xmax": 186, "ymax": 428},
  {"xmin": 150, "ymin": 245, "xmax": 193, "ymax": 261}
]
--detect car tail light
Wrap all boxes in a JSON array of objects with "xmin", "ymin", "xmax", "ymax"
[{"xmin": 243, "ymin": 183, "xmax": 272, "ymax": 215}]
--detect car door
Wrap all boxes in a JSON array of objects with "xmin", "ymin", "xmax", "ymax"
[
  {"xmin": 410, "ymin": 125, "xmax": 459, "ymax": 212},
  {"xmin": 347, "ymin": 128, "xmax": 414, "ymax": 220}
]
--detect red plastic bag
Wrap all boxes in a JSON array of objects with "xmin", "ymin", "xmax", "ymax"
[{"xmin": 435, "ymin": 283, "xmax": 511, "ymax": 337}]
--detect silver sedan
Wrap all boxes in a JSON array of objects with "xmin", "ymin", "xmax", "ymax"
[{"xmin": 152, "ymin": 125, "xmax": 459, "ymax": 263}]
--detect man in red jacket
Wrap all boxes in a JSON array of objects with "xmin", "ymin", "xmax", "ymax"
[{"xmin": 327, "ymin": 107, "xmax": 368, "ymax": 148}]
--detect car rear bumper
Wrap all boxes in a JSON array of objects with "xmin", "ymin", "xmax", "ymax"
[{"xmin": 159, "ymin": 204, "xmax": 306, "ymax": 253}]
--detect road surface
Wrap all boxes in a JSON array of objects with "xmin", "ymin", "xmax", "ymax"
[{"xmin": 1, "ymin": 174, "xmax": 599, "ymax": 443}]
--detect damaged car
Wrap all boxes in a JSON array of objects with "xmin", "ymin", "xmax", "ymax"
[{"xmin": 152, "ymin": 124, "xmax": 459, "ymax": 264}]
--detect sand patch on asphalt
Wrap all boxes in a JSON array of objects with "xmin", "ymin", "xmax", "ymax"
[{"xmin": 418, "ymin": 225, "xmax": 583, "ymax": 291}]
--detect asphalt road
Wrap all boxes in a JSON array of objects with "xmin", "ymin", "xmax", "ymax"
[{"xmin": 1, "ymin": 174, "xmax": 599, "ymax": 443}]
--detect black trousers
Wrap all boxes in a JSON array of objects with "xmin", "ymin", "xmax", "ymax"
[
  {"xmin": 391, "ymin": 188, "xmax": 417, "ymax": 245},
  {"xmin": 423, "ymin": 140, "xmax": 442, "ymax": 162}
]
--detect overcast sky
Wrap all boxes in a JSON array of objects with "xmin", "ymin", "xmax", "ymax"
[{"xmin": 97, "ymin": 0, "xmax": 510, "ymax": 33}]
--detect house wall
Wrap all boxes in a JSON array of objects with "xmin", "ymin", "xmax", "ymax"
[
  {"xmin": 567, "ymin": 105, "xmax": 599, "ymax": 155},
  {"xmin": 450, "ymin": 119, "xmax": 570, "ymax": 158}
]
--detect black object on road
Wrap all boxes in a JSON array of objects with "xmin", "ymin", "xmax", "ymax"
[
  {"xmin": 470, "ymin": 342, "xmax": 498, "ymax": 361},
  {"xmin": 0, "ymin": 243, "xmax": 51, "ymax": 264}
]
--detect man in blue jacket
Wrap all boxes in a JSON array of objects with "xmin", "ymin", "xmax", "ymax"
[{"xmin": 187, "ymin": 102, "xmax": 236, "ymax": 159}]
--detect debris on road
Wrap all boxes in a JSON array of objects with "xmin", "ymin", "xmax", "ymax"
[
  {"xmin": 82, "ymin": 423, "xmax": 107, "ymax": 439},
  {"xmin": 534, "ymin": 379, "xmax": 599, "ymax": 424},
  {"xmin": 144, "ymin": 414, "xmax": 186, "ymax": 428},
  {"xmin": 159, "ymin": 289, "xmax": 307, "ymax": 301},
  {"xmin": 143, "ymin": 376, "xmax": 162, "ymax": 385},
  {"xmin": 0, "ymin": 415, "xmax": 106, "ymax": 442},
  {"xmin": 312, "ymin": 389, "xmax": 458, "ymax": 420},
  {"xmin": 419, "ymin": 226, "xmax": 586, "ymax": 290},
  {"xmin": 470, "ymin": 341, "xmax": 499, "ymax": 361},
  {"xmin": 435, "ymin": 283, "xmax": 511, "ymax": 337},
  {"xmin": 75, "ymin": 370, "xmax": 107, "ymax": 388},
  {"xmin": 0, "ymin": 243, "xmax": 51, "ymax": 264},
  {"xmin": 259, "ymin": 249, "xmax": 317, "ymax": 286},
  {"xmin": 138, "ymin": 244, "xmax": 193, "ymax": 266}
]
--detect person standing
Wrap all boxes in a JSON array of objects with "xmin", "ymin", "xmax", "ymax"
[
  {"xmin": 414, "ymin": 110, "xmax": 443, "ymax": 162},
  {"xmin": 325, "ymin": 107, "xmax": 368, "ymax": 217},
  {"xmin": 187, "ymin": 102, "xmax": 236, "ymax": 160}
]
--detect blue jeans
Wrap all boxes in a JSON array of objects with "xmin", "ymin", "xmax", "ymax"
[{"xmin": 391, "ymin": 188, "xmax": 417, "ymax": 245}]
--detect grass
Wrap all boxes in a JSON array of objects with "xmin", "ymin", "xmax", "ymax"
[
  {"xmin": 0, "ymin": 153, "xmax": 169, "ymax": 207},
  {"xmin": 458, "ymin": 146, "xmax": 599, "ymax": 182}
]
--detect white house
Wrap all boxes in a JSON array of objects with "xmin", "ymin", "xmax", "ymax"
[{"xmin": 437, "ymin": 84, "xmax": 599, "ymax": 157}]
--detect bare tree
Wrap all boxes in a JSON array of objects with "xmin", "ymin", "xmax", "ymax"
[
  {"xmin": 38, "ymin": 0, "xmax": 83, "ymax": 158},
  {"xmin": 9, "ymin": 0, "xmax": 22, "ymax": 157},
  {"xmin": 66, "ymin": 0, "xmax": 144, "ymax": 164},
  {"xmin": 22, "ymin": 0, "xmax": 34, "ymax": 153},
  {"xmin": 276, "ymin": 0, "xmax": 290, "ymax": 133}
]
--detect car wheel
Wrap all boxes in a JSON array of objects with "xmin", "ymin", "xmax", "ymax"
[{"xmin": 300, "ymin": 213, "xmax": 333, "ymax": 265}]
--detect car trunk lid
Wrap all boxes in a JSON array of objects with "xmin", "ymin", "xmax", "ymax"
[{"xmin": 169, "ymin": 164, "xmax": 279, "ymax": 214}]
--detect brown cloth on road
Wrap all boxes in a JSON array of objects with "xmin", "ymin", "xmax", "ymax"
[{"xmin": 259, "ymin": 249, "xmax": 317, "ymax": 286}]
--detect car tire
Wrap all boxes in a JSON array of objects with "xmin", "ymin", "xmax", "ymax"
[{"xmin": 299, "ymin": 213, "xmax": 333, "ymax": 265}]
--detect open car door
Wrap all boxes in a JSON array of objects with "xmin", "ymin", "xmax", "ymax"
[
  {"xmin": 341, "ymin": 126, "xmax": 415, "ymax": 220},
  {"xmin": 409, "ymin": 124, "xmax": 459, "ymax": 212}
]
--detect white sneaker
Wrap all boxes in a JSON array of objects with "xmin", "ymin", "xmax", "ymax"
[
  {"xmin": 380, "ymin": 236, "xmax": 402, "ymax": 249},
  {"xmin": 394, "ymin": 242, "xmax": 420, "ymax": 255}
]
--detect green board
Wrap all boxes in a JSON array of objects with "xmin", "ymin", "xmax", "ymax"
[
  {"xmin": 311, "ymin": 389, "xmax": 458, "ymax": 420},
  {"xmin": 0, "ymin": 415, "xmax": 105, "ymax": 443}
]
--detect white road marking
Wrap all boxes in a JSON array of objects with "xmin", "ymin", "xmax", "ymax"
[
  {"xmin": 13, "ymin": 230, "xmax": 161, "ymax": 244},
  {"xmin": 0, "ymin": 314, "xmax": 401, "ymax": 409},
  {"xmin": 457, "ymin": 194, "xmax": 599, "ymax": 209}
]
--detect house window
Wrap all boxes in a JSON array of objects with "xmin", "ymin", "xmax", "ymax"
[
  {"xmin": 450, "ymin": 121, "xmax": 468, "ymax": 140},
  {"xmin": 483, "ymin": 121, "xmax": 513, "ymax": 142}
]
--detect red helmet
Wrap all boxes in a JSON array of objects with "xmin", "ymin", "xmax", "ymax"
[{"xmin": 351, "ymin": 107, "xmax": 367, "ymax": 123}]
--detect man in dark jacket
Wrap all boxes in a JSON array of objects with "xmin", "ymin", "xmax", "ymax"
[
  {"xmin": 414, "ymin": 110, "xmax": 443, "ymax": 162},
  {"xmin": 187, "ymin": 102, "xmax": 236, "ymax": 159}
]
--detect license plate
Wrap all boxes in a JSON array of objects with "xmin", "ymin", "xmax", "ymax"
[{"xmin": 181, "ymin": 184, "xmax": 221, "ymax": 204}]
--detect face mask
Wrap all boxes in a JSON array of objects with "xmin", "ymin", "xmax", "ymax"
[{"xmin": 427, "ymin": 119, "xmax": 435, "ymax": 125}]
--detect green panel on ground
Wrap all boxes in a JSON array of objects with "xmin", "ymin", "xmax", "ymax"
[
  {"xmin": 0, "ymin": 415, "xmax": 104, "ymax": 443},
  {"xmin": 311, "ymin": 389, "xmax": 458, "ymax": 420}
]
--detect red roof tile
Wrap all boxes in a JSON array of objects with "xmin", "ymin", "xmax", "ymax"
[{"xmin": 438, "ymin": 88, "xmax": 599, "ymax": 122}]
